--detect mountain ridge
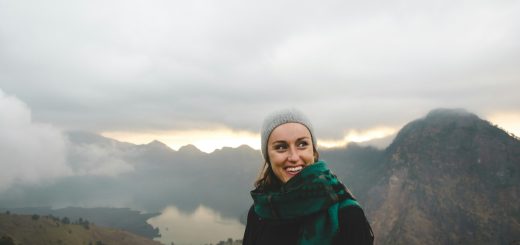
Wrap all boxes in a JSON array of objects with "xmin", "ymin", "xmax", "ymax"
[
  {"xmin": 2, "ymin": 108, "xmax": 519, "ymax": 244},
  {"xmin": 366, "ymin": 108, "xmax": 520, "ymax": 244}
]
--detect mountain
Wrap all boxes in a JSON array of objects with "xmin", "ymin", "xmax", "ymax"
[
  {"xmin": 1, "ymin": 108, "xmax": 519, "ymax": 244},
  {"xmin": 0, "ymin": 131, "xmax": 263, "ymax": 220},
  {"xmin": 321, "ymin": 143, "xmax": 386, "ymax": 202},
  {"xmin": 0, "ymin": 212, "xmax": 161, "ymax": 245},
  {"xmin": 364, "ymin": 108, "xmax": 520, "ymax": 244}
]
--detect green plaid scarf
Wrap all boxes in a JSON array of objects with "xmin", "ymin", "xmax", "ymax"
[{"xmin": 251, "ymin": 161, "xmax": 360, "ymax": 245}]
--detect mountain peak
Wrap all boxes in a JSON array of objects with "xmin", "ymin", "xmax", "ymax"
[
  {"xmin": 236, "ymin": 144, "xmax": 255, "ymax": 151},
  {"xmin": 388, "ymin": 108, "xmax": 489, "ymax": 151},
  {"xmin": 178, "ymin": 144, "xmax": 203, "ymax": 154},
  {"xmin": 67, "ymin": 131, "xmax": 117, "ymax": 144},
  {"xmin": 425, "ymin": 107, "xmax": 471, "ymax": 117},
  {"xmin": 424, "ymin": 108, "xmax": 479, "ymax": 122},
  {"xmin": 218, "ymin": 144, "xmax": 256, "ymax": 152},
  {"xmin": 66, "ymin": 131, "xmax": 135, "ymax": 148},
  {"xmin": 146, "ymin": 140, "xmax": 169, "ymax": 148}
]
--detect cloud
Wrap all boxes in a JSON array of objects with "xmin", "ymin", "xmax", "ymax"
[
  {"xmin": 0, "ymin": 0, "xmax": 518, "ymax": 139},
  {"xmin": 0, "ymin": 89, "xmax": 72, "ymax": 191},
  {"xmin": 0, "ymin": 89, "xmax": 135, "ymax": 191},
  {"xmin": 67, "ymin": 140, "xmax": 135, "ymax": 177}
]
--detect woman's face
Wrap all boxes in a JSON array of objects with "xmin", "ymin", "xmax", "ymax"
[{"xmin": 267, "ymin": 123, "xmax": 316, "ymax": 183}]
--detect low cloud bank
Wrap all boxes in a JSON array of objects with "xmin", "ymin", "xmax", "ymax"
[
  {"xmin": 0, "ymin": 89, "xmax": 133, "ymax": 192},
  {"xmin": 0, "ymin": 89, "xmax": 71, "ymax": 191},
  {"xmin": 67, "ymin": 141, "xmax": 134, "ymax": 177}
]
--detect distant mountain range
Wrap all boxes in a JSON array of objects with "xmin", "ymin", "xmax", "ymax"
[{"xmin": 1, "ymin": 108, "xmax": 519, "ymax": 244}]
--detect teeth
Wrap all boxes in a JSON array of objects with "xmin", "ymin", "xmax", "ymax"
[{"xmin": 287, "ymin": 166, "xmax": 303, "ymax": 172}]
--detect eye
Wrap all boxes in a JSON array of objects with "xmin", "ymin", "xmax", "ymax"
[
  {"xmin": 297, "ymin": 140, "xmax": 309, "ymax": 148},
  {"xmin": 273, "ymin": 143, "xmax": 288, "ymax": 151}
]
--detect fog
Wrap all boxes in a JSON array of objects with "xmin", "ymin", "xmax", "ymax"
[
  {"xmin": 148, "ymin": 205, "xmax": 245, "ymax": 245},
  {"xmin": 0, "ymin": 90, "xmax": 71, "ymax": 190}
]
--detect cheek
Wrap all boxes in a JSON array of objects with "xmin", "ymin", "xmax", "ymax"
[
  {"xmin": 269, "ymin": 155, "xmax": 285, "ymax": 169},
  {"xmin": 271, "ymin": 164, "xmax": 287, "ymax": 182},
  {"xmin": 303, "ymin": 149, "xmax": 315, "ymax": 162},
  {"xmin": 267, "ymin": 150, "xmax": 284, "ymax": 163},
  {"xmin": 268, "ymin": 154, "xmax": 286, "ymax": 180}
]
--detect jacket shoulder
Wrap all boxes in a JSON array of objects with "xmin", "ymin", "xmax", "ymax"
[{"xmin": 336, "ymin": 205, "xmax": 374, "ymax": 244}]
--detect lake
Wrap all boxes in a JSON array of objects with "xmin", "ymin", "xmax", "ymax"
[{"xmin": 147, "ymin": 205, "xmax": 245, "ymax": 245}]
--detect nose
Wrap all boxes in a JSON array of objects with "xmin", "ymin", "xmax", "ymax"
[{"xmin": 288, "ymin": 146, "xmax": 299, "ymax": 162}]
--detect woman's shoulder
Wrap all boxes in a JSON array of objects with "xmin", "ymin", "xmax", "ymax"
[
  {"xmin": 337, "ymin": 204, "xmax": 374, "ymax": 244},
  {"xmin": 338, "ymin": 204, "xmax": 367, "ymax": 221},
  {"xmin": 338, "ymin": 203, "xmax": 372, "ymax": 228},
  {"xmin": 247, "ymin": 204, "xmax": 258, "ymax": 223}
]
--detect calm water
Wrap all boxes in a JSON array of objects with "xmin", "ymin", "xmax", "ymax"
[{"xmin": 147, "ymin": 205, "xmax": 245, "ymax": 245}]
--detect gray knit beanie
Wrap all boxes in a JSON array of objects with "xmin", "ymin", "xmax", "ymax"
[{"xmin": 260, "ymin": 108, "xmax": 317, "ymax": 162}]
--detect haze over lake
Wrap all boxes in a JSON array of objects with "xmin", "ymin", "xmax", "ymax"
[{"xmin": 148, "ymin": 205, "xmax": 245, "ymax": 245}]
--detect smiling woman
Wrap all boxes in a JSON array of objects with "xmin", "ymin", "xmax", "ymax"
[
  {"xmin": 243, "ymin": 109, "xmax": 374, "ymax": 245},
  {"xmin": 266, "ymin": 123, "xmax": 316, "ymax": 183}
]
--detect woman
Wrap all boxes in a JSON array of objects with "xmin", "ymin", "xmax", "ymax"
[{"xmin": 243, "ymin": 109, "xmax": 374, "ymax": 245}]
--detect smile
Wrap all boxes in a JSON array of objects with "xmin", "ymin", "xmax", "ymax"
[{"xmin": 285, "ymin": 166, "xmax": 303, "ymax": 175}]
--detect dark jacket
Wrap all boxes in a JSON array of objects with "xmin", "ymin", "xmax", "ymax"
[{"xmin": 243, "ymin": 204, "xmax": 374, "ymax": 245}]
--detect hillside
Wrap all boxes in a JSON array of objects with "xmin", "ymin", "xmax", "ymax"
[
  {"xmin": 0, "ymin": 213, "xmax": 162, "ymax": 245},
  {"xmin": 1, "ymin": 207, "xmax": 160, "ymax": 239},
  {"xmin": 365, "ymin": 108, "xmax": 520, "ymax": 244}
]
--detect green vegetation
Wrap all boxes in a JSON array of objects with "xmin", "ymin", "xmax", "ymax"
[
  {"xmin": 61, "ymin": 216, "xmax": 70, "ymax": 224},
  {"xmin": 2, "ymin": 207, "xmax": 160, "ymax": 239},
  {"xmin": 0, "ymin": 213, "xmax": 161, "ymax": 245},
  {"xmin": 205, "ymin": 238, "xmax": 243, "ymax": 245},
  {"xmin": 0, "ymin": 236, "xmax": 15, "ymax": 245}
]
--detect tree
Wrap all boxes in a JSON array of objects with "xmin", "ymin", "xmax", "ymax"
[
  {"xmin": 82, "ymin": 220, "xmax": 90, "ymax": 230},
  {"xmin": 0, "ymin": 236, "xmax": 15, "ymax": 245},
  {"xmin": 61, "ymin": 217, "xmax": 70, "ymax": 224}
]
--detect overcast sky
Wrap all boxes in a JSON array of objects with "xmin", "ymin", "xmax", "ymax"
[{"xmin": 1, "ymin": 0, "xmax": 519, "ymax": 152}]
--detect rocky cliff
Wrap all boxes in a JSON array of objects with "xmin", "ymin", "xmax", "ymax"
[{"xmin": 365, "ymin": 109, "xmax": 520, "ymax": 244}]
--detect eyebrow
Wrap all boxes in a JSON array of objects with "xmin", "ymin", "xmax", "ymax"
[
  {"xmin": 271, "ymin": 140, "xmax": 287, "ymax": 145},
  {"xmin": 271, "ymin": 137, "xmax": 310, "ymax": 145}
]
